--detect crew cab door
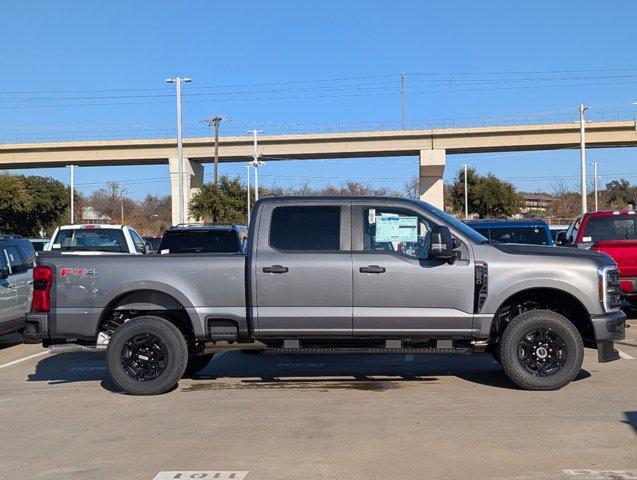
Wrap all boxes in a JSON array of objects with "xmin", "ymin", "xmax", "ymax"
[
  {"xmin": 253, "ymin": 203, "xmax": 352, "ymax": 337},
  {"xmin": 351, "ymin": 204, "xmax": 474, "ymax": 336},
  {"xmin": 4, "ymin": 246, "xmax": 32, "ymax": 316},
  {"xmin": 0, "ymin": 249, "xmax": 16, "ymax": 327}
]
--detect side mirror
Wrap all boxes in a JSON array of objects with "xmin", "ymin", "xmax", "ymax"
[
  {"xmin": 555, "ymin": 231, "xmax": 567, "ymax": 246},
  {"xmin": 429, "ymin": 225, "xmax": 458, "ymax": 263},
  {"xmin": 0, "ymin": 267, "xmax": 8, "ymax": 280}
]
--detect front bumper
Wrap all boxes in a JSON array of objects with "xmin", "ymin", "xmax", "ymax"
[
  {"xmin": 590, "ymin": 310, "xmax": 626, "ymax": 363},
  {"xmin": 23, "ymin": 313, "xmax": 49, "ymax": 343}
]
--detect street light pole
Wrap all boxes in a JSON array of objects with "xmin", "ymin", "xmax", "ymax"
[
  {"xmin": 165, "ymin": 76, "xmax": 192, "ymax": 224},
  {"xmin": 67, "ymin": 165, "xmax": 75, "ymax": 223},
  {"xmin": 579, "ymin": 103, "xmax": 589, "ymax": 215},
  {"xmin": 462, "ymin": 163, "xmax": 469, "ymax": 219},
  {"xmin": 591, "ymin": 161, "xmax": 600, "ymax": 211},
  {"xmin": 401, "ymin": 72, "xmax": 406, "ymax": 129},
  {"xmin": 246, "ymin": 163, "xmax": 251, "ymax": 224},
  {"xmin": 247, "ymin": 129, "xmax": 264, "ymax": 201}
]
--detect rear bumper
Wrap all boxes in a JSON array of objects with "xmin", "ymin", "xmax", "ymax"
[
  {"xmin": 590, "ymin": 310, "xmax": 626, "ymax": 363},
  {"xmin": 23, "ymin": 313, "xmax": 49, "ymax": 343}
]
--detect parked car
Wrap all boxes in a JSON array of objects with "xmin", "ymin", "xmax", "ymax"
[
  {"xmin": 28, "ymin": 238, "xmax": 50, "ymax": 253},
  {"xmin": 25, "ymin": 196, "xmax": 626, "ymax": 395},
  {"xmin": 157, "ymin": 225, "xmax": 248, "ymax": 254},
  {"xmin": 0, "ymin": 236, "xmax": 35, "ymax": 336},
  {"xmin": 44, "ymin": 224, "xmax": 148, "ymax": 255},
  {"xmin": 143, "ymin": 236, "xmax": 162, "ymax": 254},
  {"xmin": 465, "ymin": 220, "xmax": 553, "ymax": 246},
  {"xmin": 558, "ymin": 210, "xmax": 637, "ymax": 307},
  {"xmin": 548, "ymin": 224, "xmax": 569, "ymax": 242}
]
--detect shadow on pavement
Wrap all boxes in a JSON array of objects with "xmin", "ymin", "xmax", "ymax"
[
  {"xmin": 0, "ymin": 333, "xmax": 24, "ymax": 350},
  {"xmin": 27, "ymin": 350, "xmax": 590, "ymax": 392},
  {"xmin": 624, "ymin": 411, "xmax": 637, "ymax": 434}
]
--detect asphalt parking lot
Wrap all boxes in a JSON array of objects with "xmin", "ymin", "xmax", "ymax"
[{"xmin": 0, "ymin": 322, "xmax": 635, "ymax": 480}]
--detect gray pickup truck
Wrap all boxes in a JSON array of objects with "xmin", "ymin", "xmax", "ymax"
[{"xmin": 26, "ymin": 196, "xmax": 626, "ymax": 395}]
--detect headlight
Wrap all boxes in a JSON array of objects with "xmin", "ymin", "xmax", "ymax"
[{"xmin": 598, "ymin": 266, "xmax": 622, "ymax": 311}]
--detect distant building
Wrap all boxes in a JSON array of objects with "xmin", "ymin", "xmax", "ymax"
[
  {"xmin": 81, "ymin": 206, "xmax": 112, "ymax": 224},
  {"xmin": 520, "ymin": 193, "xmax": 554, "ymax": 214}
]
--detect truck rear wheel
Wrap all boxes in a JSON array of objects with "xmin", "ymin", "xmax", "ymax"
[
  {"xmin": 499, "ymin": 309, "xmax": 583, "ymax": 390},
  {"xmin": 106, "ymin": 315, "xmax": 188, "ymax": 395}
]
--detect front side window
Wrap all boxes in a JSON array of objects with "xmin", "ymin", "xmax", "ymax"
[
  {"xmin": 52, "ymin": 229, "xmax": 128, "ymax": 253},
  {"xmin": 129, "ymin": 229, "xmax": 146, "ymax": 254},
  {"xmin": 363, "ymin": 208, "xmax": 432, "ymax": 259},
  {"xmin": 583, "ymin": 215, "xmax": 637, "ymax": 242},
  {"xmin": 270, "ymin": 206, "xmax": 341, "ymax": 251}
]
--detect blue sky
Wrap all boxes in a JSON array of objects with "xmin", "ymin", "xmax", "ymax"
[{"xmin": 2, "ymin": 0, "xmax": 637, "ymax": 199}]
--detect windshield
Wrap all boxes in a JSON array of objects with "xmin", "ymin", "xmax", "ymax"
[
  {"xmin": 52, "ymin": 229, "xmax": 128, "ymax": 253},
  {"xmin": 473, "ymin": 226, "xmax": 551, "ymax": 245},
  {"xmin": 417, "ymin": 200, "xmax": 489, "ymax": 244},
  {"xmin": 583, "ymin": 214, "xmax": 637, "ymax": 242},
  {"xmin": 158, "ymin": 230, "xmax": 242, "ymax": 253}
]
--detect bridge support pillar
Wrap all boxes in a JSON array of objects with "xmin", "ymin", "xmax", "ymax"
[
  {"xmin": 419, "ymin": 149, "xmax": 446, "ymax": 210},
  {"xmin": 169, "ymin": 157, "xmax": 204, "ymax": 225}
]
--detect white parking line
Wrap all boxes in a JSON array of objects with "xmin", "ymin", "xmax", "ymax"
[
  {"xmin": 0, "ymin": 351, "xmax": 47, "ymax": 369},
  {"xmin": 618, "ymin": 349, "xmax": 635, "ymax": 360}
]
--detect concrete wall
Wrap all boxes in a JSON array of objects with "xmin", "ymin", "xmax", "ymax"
[{"xmin": 169, "ymin": 157, "xmax": 204, "ymax": 225}]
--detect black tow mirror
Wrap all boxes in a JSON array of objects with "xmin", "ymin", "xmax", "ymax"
[
  {"xmin": 0, "ymin": 267, "xmax": 8, "ymax": 280},
  {"xmin": 429, "ymin": 225, "xmax": 459, "ymax": 263},
  {"xmin": 555, "ymin": 231, "xmax": 567, "ymax": 246}
]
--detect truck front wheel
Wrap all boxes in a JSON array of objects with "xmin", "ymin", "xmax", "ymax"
[
  {"xmin": 106, "ymin": 315, "xmax": 189, "ymax": 395},
  {"xmin": 499, "ymin": 309, "xmax": 584, "ymax": 390}
]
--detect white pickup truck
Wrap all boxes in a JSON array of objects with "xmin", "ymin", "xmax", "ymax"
[{"xmin": 44, "ymin": 224, "xmax": 147, "ymax": 255}]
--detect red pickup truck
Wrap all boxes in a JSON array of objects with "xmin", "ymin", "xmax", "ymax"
[{"xmin": 560, "ymin": 210, "xmax": 637, "ymax": 306}]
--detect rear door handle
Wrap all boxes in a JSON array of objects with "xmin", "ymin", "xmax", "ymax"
[
  {"xmin": 263, "ymin": 265, "xmax": 289, "ymax": 274},
  {"xmin": 359, "ymin": 265, "xmax": 386, "ymax": 274}
]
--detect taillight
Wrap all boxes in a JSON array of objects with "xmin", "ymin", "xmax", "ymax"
[{"xmin": 32, "ymin": 266, "xmax": 53, "ymax": 312}]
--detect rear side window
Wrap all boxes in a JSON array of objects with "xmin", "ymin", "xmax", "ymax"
[
  {"xmin": 17, "ymin": 244, "xmax": 36, "ymax": 268},
  {"xmin": 4, "ymin": 246, "xmax": 28, "ymax": 274},
  {"xmin": 159, "ymin": 231, "xmax": 241, "ymax": 254},
  {"xmin": 270, "ymin": 206, "xmax": 341, "ymax": 251},
  {"xmin": 52, "ymin": 229, "xmax": 128, "ymax": 253}
]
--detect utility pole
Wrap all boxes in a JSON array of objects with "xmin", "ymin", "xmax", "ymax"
[
  {"xmin": 247, "ymin": 129, "xmax": 264, "ymax": 201},
  {"xmin": 67, "ymin": 165, "xmax": 76, "ymax": 223},
  {"xmin": 203, "ymin": 115, "xmax": 224, "ymax": 184},
  {"xmin": 579, "ymin": 103, "xmax": 589, "ymax": 215},
  {"xmin": 462, "ymin": 163, "xmax": 470, "ymax": 219},
  {"xmin": 165, "ymin": 76, "xmax": 192, "ymax": 224},
  {"xmin": 591, "ymin": 161, "xmax": 600, "ymax": 211},
  {"xmin": 401, "ymin": 72, "xmax": 406, "ymax": 129}
]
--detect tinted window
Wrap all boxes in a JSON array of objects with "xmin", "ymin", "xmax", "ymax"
[
  {"xmin": 144, "ymin": 237, "xmax": 161, "ymax": 251},
  {"xmin": 270, "ymin": 206, "xmax": 340, "ymax": 251},
  {"xmin": 159, "ymin": 231, "xmax": 241, "ymax": 253},
  {"xmin": 52, "ymin": 229, "xmax": 128, "ymax": 253},
  {"xmin": 474, "ymin": 226, "xmax": 551, "ymax": 245},
  {"xmin": 4, "ymin": 246, "xmax": 27, "ymax": 274},
  {"xmin": 17, "ymin": 244, "xmax": 36, "ymax": 268},
  {"xmin": 30, "ymin": 240, "xmax": 46, "ymax": 252},
  {"xmin": 583, "ymin": 215, "xmax": 637, "ymax": 242}
]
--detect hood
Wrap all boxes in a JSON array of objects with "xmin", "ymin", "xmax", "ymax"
[{"xmin": 493, "ymin": 243, "xmax": 616, "ymax": 266}]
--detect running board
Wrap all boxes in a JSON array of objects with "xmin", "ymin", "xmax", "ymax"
[{"xmin": 261, "ymin": 347, "xmax": 471, "ymax": 355}]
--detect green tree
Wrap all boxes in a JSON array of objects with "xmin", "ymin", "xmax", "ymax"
[
  {"xmin": 605, "ymin": 178, "xmax": 634, "ymax": 209},
  {"xmin": 189, "ymin": 175, "xmax": 250, "ymax": 224},
  {"xmin": 450, "ymin": 167, "xmax": 522, "ymax": 218}
]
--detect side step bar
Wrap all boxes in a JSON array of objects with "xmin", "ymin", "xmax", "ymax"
[{"xmin": 261, "ymin": 347, "xmax": 471, "ymax": 355}]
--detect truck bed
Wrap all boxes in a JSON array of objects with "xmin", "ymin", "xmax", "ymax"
[{"xmin": 36, "ymin": 253, "xmax": 247, "ymax": 340}]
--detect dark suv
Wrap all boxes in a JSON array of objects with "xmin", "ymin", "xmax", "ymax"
[
  {"xmin": 0, "ymin": 236, "xmax": 36, "ymax": 336},
  {"xmin": 157, "ymin": 225, "xmax": 248, "ymax": 254}
]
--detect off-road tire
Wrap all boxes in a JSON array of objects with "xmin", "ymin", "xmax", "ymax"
[
  {"xmin": 183, "ymin": 353, "xmax": 214, "ymax": 378},
  {"xmin": 107, "ymin": 315, "xmax": 188, "ymax": 395},
  {"xmin": 499, "ymin": 309, "xmax": 584, "ymax": 391}
]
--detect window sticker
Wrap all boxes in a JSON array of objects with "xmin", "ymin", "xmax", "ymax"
[
  {"xmin": 53, "ymin": 243, "xmax": 62, "ymax": 249},
  {"xmin": 160, "ymin": 249, "xmax": 170, "ymax": 255},
  {"xmin": 368, "ymin": 209, "xmax": 376, "ymax": 224},
  {"xmin": 582, "ymin": 236, "xmax": 592, "ymax": 242},
  {"xmin": 376, "ymin": 214, "xmax": 418, "ymax": 243}
]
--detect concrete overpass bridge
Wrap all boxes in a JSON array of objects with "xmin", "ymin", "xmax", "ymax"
[{"xmin": 1, "ymin": 120, "xmax": 636, "ymax": 224}]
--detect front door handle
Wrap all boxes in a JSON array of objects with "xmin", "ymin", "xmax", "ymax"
[
  {"xmin": 359, "ymin": 265, "xmax": 386, "ymax": 274},
  {"xmin": 263, "ymin": 265, "xmax": 289, "ymax": 274}
]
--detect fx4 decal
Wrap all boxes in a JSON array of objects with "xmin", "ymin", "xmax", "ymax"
[{"xmin": 61, "ymin": 267, "xmax": 97, "ymax": 277}]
